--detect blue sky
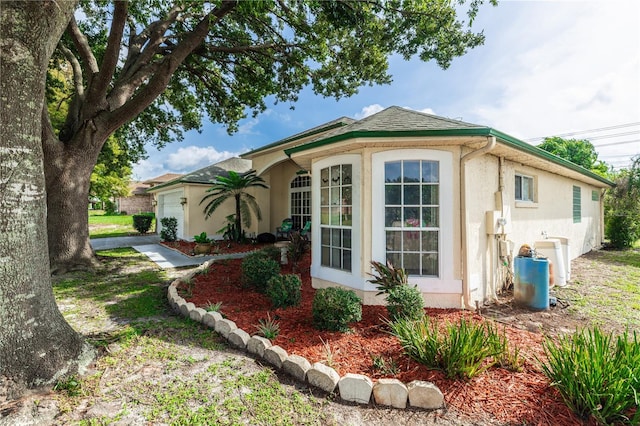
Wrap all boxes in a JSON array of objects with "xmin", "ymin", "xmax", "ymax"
[{"xmin": 133, "ymin": 0, "xmax": 640, "ymax": 181}]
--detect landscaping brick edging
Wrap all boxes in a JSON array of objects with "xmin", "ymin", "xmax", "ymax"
[{"xmin": 167, "ymin": 260, "xmax": 445, "ymax": 410}]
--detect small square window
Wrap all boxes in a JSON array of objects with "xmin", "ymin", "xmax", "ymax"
[{"xmin": 515, "ymin": 174, "xmax": 535, "ymax": 202}]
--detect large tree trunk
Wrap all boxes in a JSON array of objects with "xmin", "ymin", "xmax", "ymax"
[
  {"xmin": 0, "ymin": 0, "xmax": 92, "ymax": 400},
  {"xmin": 43, "ymin": 128, "xmax": 104, "ymax": 274}
]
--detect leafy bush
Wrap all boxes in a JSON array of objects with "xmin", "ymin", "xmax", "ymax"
[
  {"xmin": 241, "ymin": 252, "xmax": 280, "ymax": 292},
  {"xmin": 193, "ymin": 232, "xmax": 210, "ymax": 243},
  {"xmin": 541, "ymin": 328, "xmax": 640, "ymax": 425},
  {"xmin": 385, "ymin": 284, "xmax": 425, "ymax": 322},
  {"xmin": 605, "ymin": 214, "xmax": 639, "ymax": 249},
  {"xmin": 389, "ymin": 316, "xmax": 506, "ymax": 380},
  {"xmin": 104, "ymin": 200, "xmax": 117, "ymax": 215},
  {"xmin": 132, "ymin": 213, "xmax": 154, "ymax": 234},
  {"xmin": 160, "ymin": 217, "xmax": 178, "ymax": 242},
  {"xmin": 266, "ymin": 274, "xmax": 302, "ymax": 309},
  {"xmin": 368, "ymin": 260, "xmax": 408, "ymax": 296},
  {"xmin": 259, "ymin": 246, "xmax": 282, "ymax": 263},
  {"xmin": 312, "ymin": 287, "xmax": 362, "ymax": 332}
]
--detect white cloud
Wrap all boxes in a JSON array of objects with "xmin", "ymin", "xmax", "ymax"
[
  {"xmin": 167, "ymin": 146, "xmax": 241, "ymax": 171},
  {"xmin": 238, "ymin": 118, "xmax": 260, "ymax": 135},
  {"xmin": 354, "ymin": 104, "xmax": 385, "ymax": 119},
  {"xmin": 409, "ymin": 107, "xmax": 436, "ymax": 115},
  {"xmin": 131, "ymin": 159, "xmax": 166, "ymax": 181}
]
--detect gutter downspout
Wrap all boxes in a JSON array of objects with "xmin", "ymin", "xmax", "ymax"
[{"xmin": 460, "ymin": 136, "xmax": 497, "ymax": 309}]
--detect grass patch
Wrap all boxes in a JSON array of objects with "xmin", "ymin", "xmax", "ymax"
[{"xmin": 89, "ymin": 211, "xmax": 156, "ymax": 238}]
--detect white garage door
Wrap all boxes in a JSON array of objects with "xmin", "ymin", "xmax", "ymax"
[{"xmin": 159, "ymin": 190, "xmax": 185, "ymax": 240}]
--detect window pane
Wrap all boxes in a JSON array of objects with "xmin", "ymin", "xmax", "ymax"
[
  {"xmin": 320, "ymin": 207, "xmax": 329, "ymax": 225},
  {"xmin": 386, "ymin": 231, "xmax": 402, "ymax": 251},
  {"xmin": 404, "ymin": 207, "xmax": 420, "ymax": 226},
  {"xmin": 330, "ymin": 187, "xmax": 340, "ymax": 205},
  {"xmin": 403, "ymin": 161, "xmax": 420, "ymax": 183},
  {"xmin": 342, "ymin": 164, "xmax": 352, "ymax": 185},
  {"xmin": 321, "ymin": 168, "xmax": 329, "ymax": 187},
  {"xmin": 422, "ymin": 207, "xmax": 439, "ymax": 227},
  {"xmin": 342, "ymin": 186, "xmax": 352, "ymax": 205},
  {"xmin": 342, "ymin": 229, "xmax": 352, "ymax": 248},
  {"xmin": 330, "ymin": 228, "xmax": 341, "ymax": 247},
  {"xmin": 385, "ymin": 184, "xmax": 401, "ymax": 205},
  {"xmin": 404, "ymin": 253, "xmax": 420, "ymax": 275},
  {"xmin": 515, "ymin": 175, "xmax": 522, "ymax": 200},
  {"xmin": 330, "ymin": 207, "xmax": 340, "ymax": 225},
  {"xmin": 321, "ymin": 228, "xmax": 330, "ymax": 245},
  {"xmin": 331, "ymin": 166, "xmax": 341, "ymax": 185},
  {"xmin": 331, "ymin": 248, "xmax": 341, "ymax": 269},
  {"xmin": 421, "ymin": 253, "xmax": 438, "ymax": 276},
  {"xmin": 321, "ymin": 246, "xmax": 330, "ymax": 266},
  {"xmin": 387, "ymin": 253, "xmax": 402, "ymax": 270},
  {"xmin": 403, "ymin": 231, "xmax": 420, "ymax": 251},
  {"xmin": 385, "ymin": 207, "xmax": 401, "ymax": 227},
  {"xmin": 385, "ymin": 161, "xmax": 401, "ymax": 183},
  {"xmin": 421, "ymin": 185, "xmax": 438, "ymax": 205},
  {"xmin": 342, "ymin": 250, "xmax": 352, "ymax": 271},
  {"xmin": 404, "ymin": 185, "xmax": 420, "ymax": 205},
  {"xmin": 320, "ymin": 188, "xmax": 329, "ymax": 205},
  {"xmin": 422, "ymin": 161, "xmax": 439, "ymax": 183},
  {"xmin": 421, "ymin": 231, "xmax": 438, "ymax": 252},
  {"xmin": 522, "ymin": 177, "xmax": 531, "ymax": 201}
]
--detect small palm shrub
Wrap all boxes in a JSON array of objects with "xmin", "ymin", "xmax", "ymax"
[
  {"xmin": 160, "ymin": 216, "xmax": 178, "ymax": 241},
  {"xmin": 389, "ymin": 316, "xmax": 507, "ymax": 380},
  {"xmin": 312, "ymin": 287, "xmax": 362, "ymax": 332},
  {"xmin": 541, "ymin": 328, "xmax": 640, "ymax": 425},
  {"xmin": 254, "ymin": 314, "xmax": 280, "ymax": 340},
  {"xmin": 266, "ymin": 274, "xmax": 302, "ymax": 309},
  {"xmin": 241, "ymin": 252, "xmax": 280, "ymax": 292},
  {"xmin": 385, "ymin": 284, "xmax": 425, "ymax": 322},
  {"xmin": 288, "ymin": 231, "xmax": 308, "ymax": 263},
  {"xmin": 368, "ymin": 260, "xmax": 408, "ymax": 295},
  {"xmin": 132, "ymin": 213, "xmax": 154, "ymax": 234}
]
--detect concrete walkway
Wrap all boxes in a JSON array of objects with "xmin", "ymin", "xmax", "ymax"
[{"xmin": 91, "ymin": 235, "xmax": 251, "ymax": 269}]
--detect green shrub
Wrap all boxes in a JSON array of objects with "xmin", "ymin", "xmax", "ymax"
[
  {"xmin": 606, "ymin": 214, "xmax": 640, "ymax": 249},
  {"xmin": 104, "ymin": 200, "xmax": 117, "ymax": 215},
  {"xmin": 386, "ymin": 284, "xmax": 425, "ymax": 322},
  {"xmin": 241, "ymin": 252, "xmax": 280, "ymax": 292},
  {"xmin": 389, "ymin": 316, "xmax": 505, "ymax": 380},
  {"xmin": 368, "ymin": 260, "xmax": 408, "ymax": 296},
  {"xmin": 312, "ymin": 287, "xmax": 362, "ymax": 332},
  {"xmin": 288, "ymin": 231, "xmax": 308, "ymax": 263},
  {"xmin": 160, "ymin": 217, "xmax": 178, "ymax": 242},
  {"xmin": 259, "ymin": 246, "xmax": 282, "ymax": 263},
  {"xmin": 266, "ymin": 274, "xmax": 302, "ymax": 309},
  {"xmin": 254, "ymin": 314, "xmax": 280, "ymax": 340},
  {"xmin": 541, "ymin": 328, "xmax": 640, "ymax": 425},
  {"xmin": 132, "ymin": 213, "xmax": 154, "ymax": 234}
]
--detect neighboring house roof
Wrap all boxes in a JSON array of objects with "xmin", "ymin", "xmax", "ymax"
[
  {"xmin": 284, "ymin": 106, "xmax": 613, "ymax": 188},
  {"xmin": 126, "ymin": 181, "xmax": 151, "ymax": 196},
  {"xmin": 146, "ymin": 157, "xmax": 252, "ymax": 192},
  {"xmin": 242, "ymin": 116, "xmax": 356, "ymax": 158},
  {"xmin": 143, "ymin": 173, "xmax": 184, "ymax": 187}
]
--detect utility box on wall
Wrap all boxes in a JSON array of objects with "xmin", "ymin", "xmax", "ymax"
[{"xmin": 485, "ymin": 210, "xmax": 511, "ymax": 235}]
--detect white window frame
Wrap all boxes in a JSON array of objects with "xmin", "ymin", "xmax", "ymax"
[
  {"xmin": 515, "ymin": 173, "xmax": 536, "ymax": 203},
  {"xmin": 372, "ymin": 150, "xmax": 459, "ymax": 293},
  {"xmin": 289, "ymin": 175, "xmax": 311, "ymax": 230},
  {"xmin": 311, "ymin": 154, "xmax": 361, "ymax": 288}
]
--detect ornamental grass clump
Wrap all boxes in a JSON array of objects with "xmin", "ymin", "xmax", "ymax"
[
  {"xmin": 241, "ymin": 252, "xmax": 280, "ymax": 292},
  {"xmin": 312, "ymin": 287, "xmax": 362, "ymax": 332},
  {"xmin": 266, "ymin": 274, "xmax": 302, "ymax": 309},
  {"xmin": 541, "ymin": 327, "xmax": 640, "ymax": 425},
  {"xmin": 389, "ymin": 316, "xmax": 507, "ymax": 380}
]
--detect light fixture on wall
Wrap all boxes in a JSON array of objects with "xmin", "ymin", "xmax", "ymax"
[
  {"xmin": 180, "ymin": 197, "xmax": 187, "ymax": 205},
  {"xmin": 152, "ymin": 199, "xmax": 158, "ymax": 206}
]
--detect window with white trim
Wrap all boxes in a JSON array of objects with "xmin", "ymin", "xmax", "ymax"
[
  {"xmin": 515, "ymin": 174, "xmax": 535, "ymax": 202},
  {"xmin": 383, "ymin": 160, "xmax": 439, "ymax": 276},
  {"xmin": 320, "ymin": 164, "xmax": 352, "ymax": 271},
  {"xmin": 290, "ymin": 175, "xmax": 310, "ymax": 230}
]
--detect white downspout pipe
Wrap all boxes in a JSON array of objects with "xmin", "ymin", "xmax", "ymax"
[{"xmin": 460, "ymin": 136, "xmax": 497, "ymax": 309}]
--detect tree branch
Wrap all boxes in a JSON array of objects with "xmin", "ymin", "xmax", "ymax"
[
  {"xmin": 66, "ymin": 16, "xmax": 99, "ymax": 83},
  {"xmin": 59, "ymin": 43, "xmax": 84, "ymax": 98},
  {"xmin": 106, "ymin": 1, "xmax": 238, "ymax": 133},
  {"xmin": 88, "ymin": 0, "xmax": 128, "ymax": 105}
]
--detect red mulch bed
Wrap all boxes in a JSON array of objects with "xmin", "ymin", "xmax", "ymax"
[{"xmin": 180, "ymin": 251, "xmax": 585, "ymax": 425}]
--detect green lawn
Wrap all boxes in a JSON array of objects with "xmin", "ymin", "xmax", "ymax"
[{"xmin": 89, "ymin": 210, "xmax": 156, "ymax": 238}]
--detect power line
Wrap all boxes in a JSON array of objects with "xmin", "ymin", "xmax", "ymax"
[
  {"xmin": 593, "ymin": 139, "xmax": 640, "ymax": 147},
  {"xmin": 525, "ymin": 122, "xmax": 640, "ymax": 142}
]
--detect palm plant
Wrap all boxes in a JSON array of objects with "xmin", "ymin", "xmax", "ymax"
[{"xmin": 200, "ymin": 170, "xmax": 268, "ymax": 242}]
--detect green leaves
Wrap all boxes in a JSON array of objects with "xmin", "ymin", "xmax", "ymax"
[{"xmin": 541, "ymin": 327, "xmax": 640, "ymax": 425}]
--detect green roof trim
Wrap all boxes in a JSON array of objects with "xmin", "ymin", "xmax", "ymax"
[
  {"xmin": 284, "ymin": 127, "xmax": 613, "ymax": 187},
  {"xmin": 241, "ymin": 120, "xmax": 353, "ymax": 157}
]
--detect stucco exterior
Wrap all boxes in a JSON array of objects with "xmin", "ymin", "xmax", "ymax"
[{"xmin": 149, "ymin": 107, "xmax": 612, "ymax": 309}]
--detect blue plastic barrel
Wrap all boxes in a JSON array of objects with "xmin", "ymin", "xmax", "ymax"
[{"xmin": 514, "ymin": 256, "xmax": 549, "ymax": 310}]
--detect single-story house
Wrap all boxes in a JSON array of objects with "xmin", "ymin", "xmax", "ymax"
[
  {"xmin": 116, "ymin": 181, "xmax": 153, "ymax": 214},
  {"xmin": 148, "ymin": 106, "xmax": 613, "ymax": 308}
]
